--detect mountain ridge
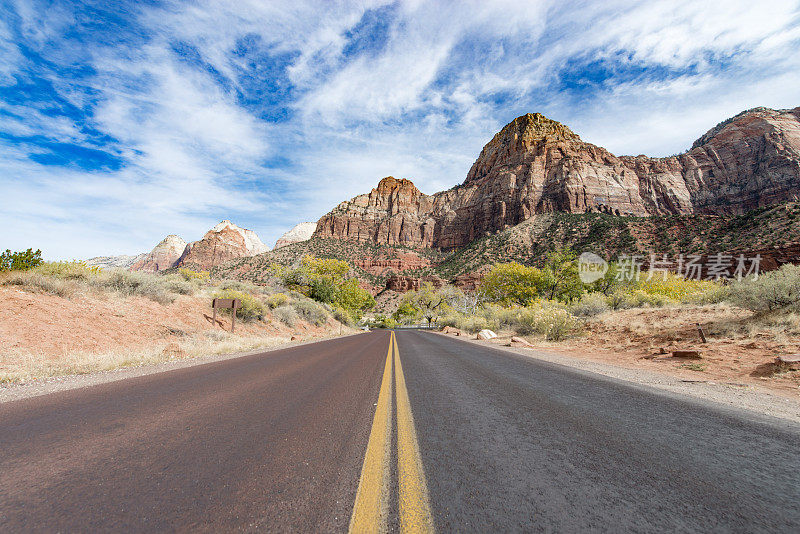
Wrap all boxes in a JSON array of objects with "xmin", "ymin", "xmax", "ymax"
[{"xmin": 314, "ymin": 106, "xmax": 800, "ymax": 249}]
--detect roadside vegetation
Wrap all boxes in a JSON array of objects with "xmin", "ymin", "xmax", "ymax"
[
  {"xmin": 388, "ymin": 247, "xmax": 800, "ymax": 344},
  {"xmin": 0, "ymin": 250, "xmax": 373, "ymax": 383}
]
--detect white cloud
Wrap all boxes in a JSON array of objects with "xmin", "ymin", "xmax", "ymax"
[{"xmin": 1, "ymin": 0, "xmax": 799, "ymax": 258}]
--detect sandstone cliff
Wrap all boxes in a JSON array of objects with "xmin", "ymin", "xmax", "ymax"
[
  {"xmin": 315, "ymin": 107, "xmax": 800, "ymax": 248},
  {"xmin": 129, "ymin": 235, "xmax": 187, "ymax": 272},
  {"xmin": 178, "ymin": 220, "xmax": 269, "ymax": 270},
  {"xmin": 274, "ymin": 222, "xmax": 317, "ymax": 249}
]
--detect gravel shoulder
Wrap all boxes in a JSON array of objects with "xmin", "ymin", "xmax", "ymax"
[
  {"xmin": 0, "ymin": 331, "xmax": 367, "ymax": 404},
  {"xmin": 436, "ymin": 332, "xmax": 800, "ymax": 424}
]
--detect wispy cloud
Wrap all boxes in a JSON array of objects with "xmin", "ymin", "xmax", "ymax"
[{"xmin": 1, "ymin": 0, "xmax": 799, "ymax": 259}]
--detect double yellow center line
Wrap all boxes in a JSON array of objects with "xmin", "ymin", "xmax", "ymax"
[{"xmin": 349, "ymin": 331, "xmax": 434, "ymax": 533}]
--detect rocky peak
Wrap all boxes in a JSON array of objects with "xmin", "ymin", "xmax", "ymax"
[
  {"xmin": 178, "ymin": 220, "xmax": 269, "ymax": 270},
  {"xmin": 274, "ymin": 222, "xmax": 317, "ymax": 249},
  {"xmin": 375, "ymin": 176, "xmax": 421, "ymax": 195},
  {"xmin": 368, "ymin": 176, "xmax": 426, "ymax": 215},
  {"xmin": 203, "ymin": 220, "xmax": 269, "ymax": 255},
  {"xmin": 129, "ymin": 234, "xmax": 188, "ymax": 272},
  {"xmin": 465, "ymin": 113, "xmax": 580, "ymax": 184},
  {"xmin": 499, "ymin": 112, "xmax": 580, "ymax": 145},
  {"xmin": 691, "ymin": 106, "xmax": 793, "ymax": 149}
]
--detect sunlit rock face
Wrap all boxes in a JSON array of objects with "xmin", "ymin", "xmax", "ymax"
[
  {"xmin": 274, "ymin": 222, "xmax": 317, "ymax": 249},
  {"xmin": 314, "ymin": 107, "xmax": 800, "ymax": 249},
  {"xmin": 129, "ymin": 235, "xmax": 187, "ymax": 272},
  {"xmin": 177, "ymin": 220, "xmax": 269, "ymax": 270}
]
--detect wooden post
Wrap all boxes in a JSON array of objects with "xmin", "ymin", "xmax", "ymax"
[
  {"xmin": 212, "ymin": 298, "xmax": 240, "ymax": 333},
  {"xmin": 696, "ymin": 323, "xmax": 707, "ymax": 343}
]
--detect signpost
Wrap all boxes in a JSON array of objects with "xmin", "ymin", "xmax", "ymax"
[{"xmin": 212, "ymin": 298, "xmax": 241, "ymax": 333}]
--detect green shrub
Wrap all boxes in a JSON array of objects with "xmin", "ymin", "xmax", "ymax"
[
  {"xmin": 265, "ymin": 292, "xmax": 288, "ymax": 309},
  {"xmin": 479, "ymin": 304, "xmax": 518, "ymax": 328},
  {"xmin": 479, "ymin": 262, "xmax": 544, "ymax": 306},
  {"xmin": 606, "ymin": 291, "xmax": 627, "ymax": 310},
  {"xmin": 571, "ymin": 292, "xmax": 610, "ymax": 316},
  {"xmin": 213, "ymin": 289, "xmax": 267, "ymax": 321},
  {"xmin": 309, "ymin": 276, "xmax": 337, "ymax": 303},
  {"xmin": 163, "ymin": 276, "xmax": 194, "ymax": 295},
  {"xmin": 514, "ymin": 304, "xmax": 577, "ymax": 340},
  {"xmin": 332, "ymin": 306, "xmax": 354, "ymax": 326},
  {"xmin": 368, "ymin": 315, "xmax": 398, "ymax": 329},
  {"xmin": 179, "ymin": 268, "xmax": 209, "ymax": 281},
  {"xmin": 437, "ymin": 314, "xmax": 460, "ymax": 329},
  {"xmin": 218, "ymin": 279, "xmax": 253, "ymax": 292},
  {"xmin": 2, "ymin": 271, "xmax": 76, "ymax": 298},
  {"xmin": 273, "ymin": 304, "xmax": 298, "ymax": 327},
  {"xmin": 622, "ymin": 289, "xmax": 671, "ymax": 308},
  {"xmin": 94, "ymin": 269, "xmax": 174, "ymax": 304},
  {"xmin": 728, "ymin": 264, "xmax": 800, "ymax": 312},
  {"xmin": 460, "ymin": 315, "xmax": 499, "ymax": 333},
  {"xmin": 35, "ymin": 261, "xmax": 98, "ymax": 280},
  {"xmin": 0, "ymin": 248, "xmax": 43, "ymax": 271},
  {"xmin": 292, "ymin": 298, "xmax": 329, "ymax": 326}
]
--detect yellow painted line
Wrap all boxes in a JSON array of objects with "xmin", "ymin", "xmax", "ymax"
[
  {"xmin": 393, "ymin": 331, "xmax": 435, "ymax": 533},
  {"xmin": 349, "ymin": 333, "xmax": 394, "ymax": 534}
]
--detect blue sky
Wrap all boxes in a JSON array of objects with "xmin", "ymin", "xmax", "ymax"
[{"xmin": 1, "ymin": 0, "xmax": 799, "ymax": 259}]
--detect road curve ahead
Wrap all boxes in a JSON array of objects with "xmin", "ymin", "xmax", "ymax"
[{"xmin": 1, "ymin": 330, "xmax": 800, "ymax": 532}]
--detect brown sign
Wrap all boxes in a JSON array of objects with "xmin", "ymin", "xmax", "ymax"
[{"xmin": 212, "ymin": 298, "xmax": 241, "ymax": 332}]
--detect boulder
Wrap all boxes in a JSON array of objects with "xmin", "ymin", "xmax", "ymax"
[
  {"xmin": 510, "ymin": 336, "xmax": 534, "ymax": 347},
  {"xmin": 477, "ymin": 329, "xmax": 498, "ymax": 340}
]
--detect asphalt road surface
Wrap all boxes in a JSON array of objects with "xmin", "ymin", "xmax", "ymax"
[{"xmin": 1, "ymin": 330, "xmax": 799, "ymax": 532}]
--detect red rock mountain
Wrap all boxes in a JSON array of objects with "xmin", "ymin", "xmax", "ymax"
[
  {"xmin": 128, "ymin": 235, "xmax": 187, "ymax": 272},
  {"xmin": 177, "ymin": 220, "xmax": 269, "ymax": 270},
  {"xmin": 315, "ymin": 107, "xmax": 800, "ymax": 249},
  {"xmin": 104, "ymin": 221, "xmax": 270, "ymax": 272}
]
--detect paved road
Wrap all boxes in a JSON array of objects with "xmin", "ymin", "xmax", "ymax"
[{"xmin": 1, "ymin": 330, "xmax": 799, "ymax": 532}]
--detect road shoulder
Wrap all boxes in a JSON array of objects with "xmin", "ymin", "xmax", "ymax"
[
  {"xmin": 0, "ymin": 331, "xmax": 367, "ymax": 404},
  {"xmin": 433, "ymin": 332, "xmax": 800, "ymax": 424}
]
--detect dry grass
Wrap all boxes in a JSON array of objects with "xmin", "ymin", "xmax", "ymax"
[{"xmin": 0, "ymin": 331, "xmax": 296, "ymax": 384}]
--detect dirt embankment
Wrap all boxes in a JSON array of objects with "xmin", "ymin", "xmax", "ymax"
[
  {"xmin": 0, "ymin": 288, "xmax": 349, "ymax": 383},
  {"xmin": 442, "ymin": 304, "xmax": 800, "ymax": 398}
]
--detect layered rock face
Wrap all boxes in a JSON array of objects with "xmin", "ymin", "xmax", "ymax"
[
  {"xmin": 128, "ymin": 235, "xmax": 188, "ymax": 272},
  {"xmin": 314, "ymin": 107, "xmax": 800, "ymax": 249},
  {"xmin": 316, "ymin": 176, "xmax": 439, "ymax": 246},
  {"xmin": 385, "ymin": 274, "xmax": 445, "ymax": 292},
  {"xmin": 274, "ymin": 222, "xmax": 317, "ymax": 249},
  {"xmin": 355, "ymin": 251, "xmax": 431, "ymax": 276},
  {"xmin": 178, "ymin": 220, "xmax": 269, "ymax": 270}
]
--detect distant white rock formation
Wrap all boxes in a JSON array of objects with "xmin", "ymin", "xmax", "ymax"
[
  {"xmin": 85, "ymin": 220, "xmax": 270, "ymax": 272},
  {"xmin": 274, "ymin": 222, "xmax": 317, "ymax": 249},
  {"xmin": 85, "ymin": 253, "xmax": 147, "ymax": 269}
]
